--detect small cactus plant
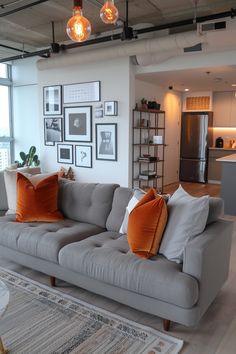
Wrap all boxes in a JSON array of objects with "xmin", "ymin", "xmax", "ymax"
[{"xmin": 15, "ymin": 146, "xmax": 40, "ymax": 167}]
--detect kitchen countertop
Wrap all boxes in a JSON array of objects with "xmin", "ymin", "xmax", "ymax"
[
  {"xmin": 216, "ymin": 154, "xmax": 236, "ymax": 162},
  {"xmin": 209, "ymin": 147, "xmax": 236, "ymax": 151}
]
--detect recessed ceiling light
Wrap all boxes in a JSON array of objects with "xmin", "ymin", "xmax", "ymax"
[{"xmin": 184, "ymin": 88, "xmax": 189, "ymax": 92}]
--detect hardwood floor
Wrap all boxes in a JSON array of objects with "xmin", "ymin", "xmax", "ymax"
[
  {"xmin": 0, "ymin": 181, "xmax": 235, "ymax": 353},
  {"xmin": 164, "ymin": 181, "xmax": 220, "ymax": 197}
]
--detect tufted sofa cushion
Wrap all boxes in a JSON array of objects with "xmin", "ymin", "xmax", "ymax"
[
  {"xmin": 106, "ymin": 187, "xmax": 133, "ymax": 232},
  {"xmin": 0, "ymin": 214, "xmax": 105, "ymax": 263},
  {"xmin": 59, "ymin": 231, "xmax": 199, "ymax": 309},
  {"xmin": 59, "ymin": 179, "xmax": 119, "ymax": 228}
]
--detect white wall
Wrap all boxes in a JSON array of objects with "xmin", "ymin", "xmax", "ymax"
[
  {"xmin": 135, "ymin": 79, "xmax": 181, "ymax": 186},
  {"xmin": 38, "ymin": 56, "xmax": 131, "ymax": 187},
  {"xmin": 12, "ymin": 57, "xmax": 40, "ymax": 161}
]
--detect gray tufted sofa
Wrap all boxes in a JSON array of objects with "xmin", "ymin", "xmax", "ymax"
[{"xmin": 0, "ymin": 171, "xmax": 233, "ymax": 330}]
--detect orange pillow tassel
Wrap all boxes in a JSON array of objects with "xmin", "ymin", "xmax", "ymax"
[{"xmin": 127, "ymin": 188, "xmax": 168, "ymax": 259}]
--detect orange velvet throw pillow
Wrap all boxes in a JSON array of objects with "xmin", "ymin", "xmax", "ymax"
[
  {"xmin": 127, "ymin": 188, "xmax": 168, "ymax": 259},
  {"xmin": 16, "ymin": 173, "xmax": 64, "ymax": 222}
]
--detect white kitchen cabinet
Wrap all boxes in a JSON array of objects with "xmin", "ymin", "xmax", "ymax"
[
  {"xmin": 213, "ymin": 92, "xmax": 236, "ymax": 127},
  {"xmin": 230, "ymin": 93, "xmax": 236, "ymax": 127},
  {"xmin": 213, "ymin": 92, "xmax": 231, "ymax": 127}
]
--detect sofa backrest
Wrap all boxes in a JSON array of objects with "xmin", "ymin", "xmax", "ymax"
[
  {"xmin": 59, "ymin": 179, "xmax": 119, "ymax": 228},
  {"xmin": 207, "ymin": 197, "xmax": 224, "ymax": 224},
  {"xmin": 0, "ymin": 170, "xmax": 8, "ymax": 212},
  {"xmin": 106, "ymin": 187, "xmax": 133, "ymax": 232}
]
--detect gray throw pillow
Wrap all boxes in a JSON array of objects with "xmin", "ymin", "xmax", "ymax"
[{"xmin": 159, "ymin": 185, "xmax": 209, "ymax": 263}]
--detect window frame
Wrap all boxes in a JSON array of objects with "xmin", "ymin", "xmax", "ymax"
[{"xmin": 0, "ymin": 64, "xmax": 14, "ymax": 166}]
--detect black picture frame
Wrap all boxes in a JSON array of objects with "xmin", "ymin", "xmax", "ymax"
[
  {"xmin": 75, "ymin": 145, "xmax": 92, "ymax": 168},
  {"xmin": 96, "ymin": 123, "xmax": 117, "ymax": 161},
  {"xmin": 64, "ymin": 106, "xmax": 92, "ymax": 142},
  {"xmin": 63, "ymin": 81, "xmax": 101, "ymax": 104},
  {"xmin": 44, "ymin": 117, "xmax": 63, "ymax": 145},
  {"xmin": 104, "ymin": 101, "xmax": 118, "ymax": 116},
  {"xmin": 57, "ymin": 144, "xmax": 73, "ymax": 164},
  {"xmin": 43, "ymin": 85, "xmax": 62, "ymax": 116}
]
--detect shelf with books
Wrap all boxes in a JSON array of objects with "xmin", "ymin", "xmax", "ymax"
[
  {"xmin": 133, "ymin": 160, "xmax": 164, "ymax": 164},
  {"xmin": 133, "ymin": 175, "xmax": 163, "ymax": 182},
  {"xmin": 132, "ymin": 109, "xmax": 166, "ymax": 192}
]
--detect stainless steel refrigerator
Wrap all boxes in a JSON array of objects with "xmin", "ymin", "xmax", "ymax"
[{"xmin": 179, "ymin": 112, "xmax": 213, "ymax": 183}]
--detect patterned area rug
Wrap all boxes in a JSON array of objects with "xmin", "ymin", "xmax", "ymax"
[{"xmin": 0, "ymin": 267, "xmax": 183, "ymax": 354}]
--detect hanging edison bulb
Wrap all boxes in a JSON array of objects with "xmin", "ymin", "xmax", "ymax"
[
  {"xmin": 100, "ymin": 0, "xmax": 119, "ymax": 24},
  {"xmin": 66, "ymin": 1, "xmax": 91, "ymax": 42}
]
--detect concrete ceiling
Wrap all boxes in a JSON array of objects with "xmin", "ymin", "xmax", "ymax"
[
  {"xmin": 1, "ymin": 0, "xmax": 236, "ymax": 93},
  {"xmin": 0, "ymin": 0, "xmax": 236, "ymax": 58},
  {"xmin": 136, "ymin": 66, "xmax": 236, "ymax": 92}
]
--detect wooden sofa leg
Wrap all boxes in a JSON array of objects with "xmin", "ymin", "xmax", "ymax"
[
  {"xmin": 50, "ymin": 276, "xmax": 56, "ymax": 287},
  {"xmin": 163, "ymin": 319, "xmax": 171, "ymax": 331}
]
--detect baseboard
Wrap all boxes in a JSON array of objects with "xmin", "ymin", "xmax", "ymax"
[{"xmin": 208, "ymin": 180, "xmax": 221, "ymax": 185}]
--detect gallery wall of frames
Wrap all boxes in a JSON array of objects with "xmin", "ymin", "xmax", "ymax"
[{"xmin": 43, "ymin": 81, "xmax": 118, "ymax": 168}]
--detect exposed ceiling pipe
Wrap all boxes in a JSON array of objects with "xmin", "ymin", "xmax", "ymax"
[
  {"xmin": 133, "ymin": 49, "xmax": 183, "ymax": 66},
  {"xmin": 0, "ymin": 48, "xmax": 50, "ymax": 62},
  {"xmin": 37, "ymin": 31, "xmax": 207, "ymax": 70},
  {"xmin": 1, "ymin": 7, "xmax": 236, "ymax": 63},
  {"xmin": 0, "ymin": 0, "xmax": 50, "ymax": 17},
  {"xmin": 0, "ymin": 43, "xmax": 29, "ymax": 54}
]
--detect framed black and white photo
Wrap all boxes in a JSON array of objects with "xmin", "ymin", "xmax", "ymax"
[
  {"xmin": 96, "ymin": 123, "xmax": 117, "ymax": 161},
  {"xmin": 44, "ymin": 118, "xmax": 63, "ymax": 144},
  {"xmin": 104, "ymin": 101, "xmax": 118, "ymax": 116},
  {"xmin": 57, "ymin": 144, "xmax": 73, "ymax": 164},
  {"xmin": 43, "ymin": 85, "xmax": 62, "ymax": 115},
  {"xmin": 75, "ymin": 145, "xmax": 92, "ymax": 168},
  {"xmin": 64, "ymin": 106, "xmax": 92, "ymax": 142}
]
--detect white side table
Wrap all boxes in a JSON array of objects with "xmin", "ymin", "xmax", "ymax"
[{"xmin": 0, "ymin": 280, "xmax": 9, "ymax": 354}]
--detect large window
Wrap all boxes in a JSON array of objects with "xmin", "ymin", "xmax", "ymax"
[
  {"xmin": 0, "ymin": 63, "xmax": 8, "ymax": 79},
  {"xmin": 0, "ymin": 64, "xmax": 12, "ymax": 170}
]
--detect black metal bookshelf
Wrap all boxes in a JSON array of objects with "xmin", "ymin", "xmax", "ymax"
[{"xmin": 132, "ymin": 109, "xmax": 166, "ymax": 192}]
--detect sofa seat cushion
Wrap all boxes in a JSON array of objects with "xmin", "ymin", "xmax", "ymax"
[
  {"xmin": 0, "ymin": 214, "xmax": 105, "ymax": 263},
  {"xmin": 59, "ymin": 231, "xmax": 199, "ymax": 309}
]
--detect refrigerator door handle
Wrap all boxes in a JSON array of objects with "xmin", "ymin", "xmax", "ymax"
[{"xmin": 180, "ymin": 158, "xmax": 206, "ymax": 161}]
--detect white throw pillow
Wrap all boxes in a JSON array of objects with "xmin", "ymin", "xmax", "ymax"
[
  {"xmin": 159, "ymin": 185, "xmax": 209, "ymax": 263},
  {"xmin": 4, "ymin": 166, "xmax": 41, "ymax": 214},
  {"xmin": 119, "ymin": 189, "xmax": 146, "ymax": 234}
]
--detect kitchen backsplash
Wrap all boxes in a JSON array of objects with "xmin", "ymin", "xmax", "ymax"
[{"xmin": 213, "ymin": 128, "xmax": 236, "ymax": 148}]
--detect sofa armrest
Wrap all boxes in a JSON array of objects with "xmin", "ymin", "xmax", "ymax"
[{"xmin": 183, "ymin": 219, "xmax": 233, "ymax": 310}]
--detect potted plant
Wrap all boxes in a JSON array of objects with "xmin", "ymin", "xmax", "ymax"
[
  {"xmin": 15, "ymin": 146, "xmax": 40, "ymax": 168},
  {"xmin": 141, "ymin": 98, "xmax": 148, "ymax": 110}
]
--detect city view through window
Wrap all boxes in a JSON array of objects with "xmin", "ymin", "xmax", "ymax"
[{"xmin": 0, "ymin": 64, "xmax": 11, "ymax": 170}]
